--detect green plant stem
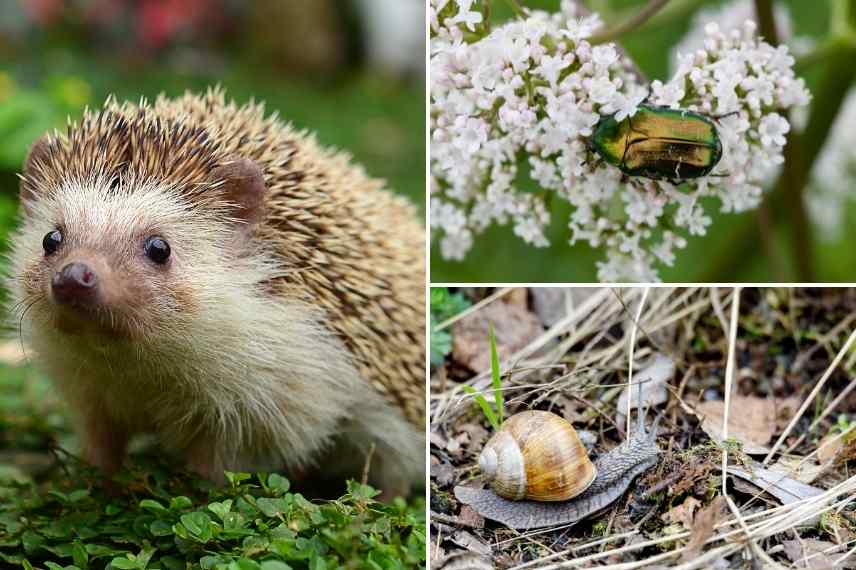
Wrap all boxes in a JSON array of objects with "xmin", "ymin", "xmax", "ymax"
[
  {"xmin": 752, "ymin": 0, "xmax": 804, "ymax": 279},
  {"xmin": 590, "ymin": 0, "xmax": 672, "ymax": 45},
  {"xmin": 504, "ymin": 0, "xmax": 525, "ymax": 18},
  {"xmin": 754, "ymin": 0, "xmax": 779, "ymax": 44}
]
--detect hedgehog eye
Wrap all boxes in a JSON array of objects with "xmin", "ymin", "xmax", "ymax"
[
  {"xmin": 42, "ymin": 229, "xmax": 63, "ymax": 255},
  {"xmin": 144, "ymin": 236, "xmax": 171, "ymax": 264}
]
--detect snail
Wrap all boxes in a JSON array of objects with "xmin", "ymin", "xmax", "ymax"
[
  {"xmin": 455, "ymin": 407, "xmax": 661, "ymax": 529},
  {"xmin": 477, "ymin": 410, "xmax": 597, "ymax": 501}
]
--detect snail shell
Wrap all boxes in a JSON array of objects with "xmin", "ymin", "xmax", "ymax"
[{"xmin": 478, "ymin": 410, "xmax": 597, "ymax": 502}]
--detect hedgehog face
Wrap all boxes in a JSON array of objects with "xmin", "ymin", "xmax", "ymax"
[
  {"xmin": 13, "ymin": 178, "xmax": 211, "ymax": 343},
  {"xmin": 11, "ymin": 151, "xmax": 270, "ymax": 349}
]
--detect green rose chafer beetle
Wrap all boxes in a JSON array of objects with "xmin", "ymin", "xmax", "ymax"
[{"xmin": 590, "ymin": 105, "xmax": 723, "ymax": 181}]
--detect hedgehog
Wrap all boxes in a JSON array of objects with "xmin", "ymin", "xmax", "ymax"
[{"xmin": 7, "ymin": 87, "xmax": 425, "ymax": 498}]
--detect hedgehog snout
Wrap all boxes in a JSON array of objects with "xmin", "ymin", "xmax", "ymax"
[{"xmin": 51, "ymin": 262, "xmax": 99, "ymax": 306}]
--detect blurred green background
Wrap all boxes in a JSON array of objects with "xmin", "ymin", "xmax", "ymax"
[
  {"xmin": 0, "ymin": 0, "xmax": 424, "ymax": 491},
  {"xmin": 431, "ymin": 0, "xmax": 853, "ymax": 283},
  {"xmin": 0, "ymin": 0, "xmax": 425, "ymax": 252}
]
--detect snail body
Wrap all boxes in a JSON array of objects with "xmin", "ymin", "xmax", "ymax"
[
  {"xmin": 457, "ymin": 410, "xmax": 661, "ymax": 529},
  {"xmin": 478, "ymin": 411, "xmax": 596, "ymax": 501}
]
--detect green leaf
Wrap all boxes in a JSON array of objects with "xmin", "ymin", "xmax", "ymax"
[
  {"xmin": 69, "ymin": 489, "xmax": 90, "ymax": 503},
  {"xmin": 257, "ymin": 497, "xmax": 289, "ymax": 517},
  {"xmin": 430, "ymin": 288, "xmax": 471, "ymax": 322},
  {"xmin": 224, "ymin": 471, "xmax": 252, "ymax": 487},
  {"xmin": 72, "ymin": 541, "xmax": 89, "ymax": 569},
  {"xmin": 179, "ymin": 512, "xmax": 212, "ymax": 542},
  {"xmin": 199, "ymin": 556, "xmax": 224, "ymax": 570},
  {"xmin": 149, "ymin": 520, "xmax": 173, "ymax": 537},
  {"xmin": 488, "ymin": 321, "xmax": 505, "ymax": 425},
  {"xmin": 139, "ymin": 499, "xmax": 167, "ymax": 512},
  {"xmin": 109, "ymin": 557, "xmax": 139, "ymax": 570},
  {"xmin": 21, "ymin": 531, "xmax": 45, "ymax": 554},
  {"xmin": 260, "ymin": 562, "xmax": 292, "ymax": 570},
  {"xmin": 430, "ymin": 317, "xmax": 453, "ymax": 365},
  {"xmin": 268, "ymin": 473, "xmax": 291, "ymax": 494},
  {"xmin": 461, "ymin": 385, "xmax": 499, "ymax": 430},
  {"xmin": 347, "ymin": 481, "xmax": 380, "ymax": 502},
  {"xmin": 208, "ymin": 499, "xmax": 233, "ymax": 521},
  {"xmin": 135, "ymin": 544, "xmax": 156, "ymax": 569},
  {"xmin": 169, "ymin": 496, "xmax": 192, "ymax": 511}
]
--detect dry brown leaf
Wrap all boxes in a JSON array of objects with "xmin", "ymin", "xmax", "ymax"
[
  {"xmin": 452, "ymin": 300, "xmax": 542, "ymax": 372},
  {"xmin": 727, "ymin": 463, "xmax": 825, "ymax": 505},
  {"xmin": 818, "ymin": 430, "xmax": 856, "ymax": 465},
  {"xmin": 771, "ymin": 456, "xmax": 828, "ymax": 484},
  {"xmin": 530, "ymin": 288, "xmax": 568, "ymax": 327},
  {"xmin": 680, "ymin": 496, "xmax": 726, "ymax": 562},
  {"xmin": 817, "ymin": 433, "xmax": 844, "ymax": 464},
  {"xmin": 661, "ymin": 496, "xmax": 701, "ymax": 528},
  {"xmin": 693, "ymin": 395, "xmax": 798, "ymax": 454},
  {"xmin": 435, "ymin": 551, "xmax": 495, "ymax": 570},
  {"xmin": 431, "ymin": 462, "xmax": 456, "ymax": 487},
  {"xmin": 457, "ymin": 422, "xmax": 489, "ymax": 452},
  {"xmin": 458, "ymin": 505, "xmax": 485, "ymax": 529},
  {"xmin": 530, "ymin": 287, "xmax": 600, "ymax": 328},
  {"xmin": 783, "ymin": 538, "xmax": 856, "ymax": 569},
  {"xmin": 430, "ymin": 432, "xmax": 448, "ymax": 450},
  {"xmin": 506, "ymin": 287, "xmax": 528, "ymax": 308},
  {"xmin": 671, "ymin": 459, "xmax": 712, "ymax": 496},
  {"xmin": 617, "ymin": 353, "xmax": 674, "ymax": 416},
  {"xmin": 449, "ymin": 530, "xmax": 492, "ymax": 557},
  {"xmin": 445, "ymin": 431, "xmax": 472, "ymax": 458}
]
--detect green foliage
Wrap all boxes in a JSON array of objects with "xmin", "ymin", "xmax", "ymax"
[
  {"xmin": 461, "ymin": 385, "xmax": 500, "ymax": 431},
  {"xmin": 429, "ymin": 289, "xmax": 471, "ymax": 365},
  {"xmin": 461, "ymin": 321, "xmax": 506, "ymax": 430},
  {"xmin": 488, "ymin": 323, "xmax": 504, "ymax": 426},
  {"xmin": 0, "ymin": 73, "xmax": 93, "ymax": 170},
  {"xmin": 834, "ymin": 414, "xmax": 855, "ymax": 435},
  {"xmin": 0, "ymin": 463, "xmax": 425, "ymax": 569}
]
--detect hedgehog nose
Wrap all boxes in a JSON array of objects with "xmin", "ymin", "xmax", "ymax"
[{"xmin": 52, "ymin": 262, "xmax": 98, "ymax": 305}]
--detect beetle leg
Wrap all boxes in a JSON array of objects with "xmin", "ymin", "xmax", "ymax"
[
  {"xmin": 711, "ymin": 110, "xmax": 740, "ymax": 121},
  {"xmin": 626, "ymin": 177, "xmax": 648, "ymax": 192}
]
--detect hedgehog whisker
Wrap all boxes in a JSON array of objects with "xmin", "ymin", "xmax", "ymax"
[
  {"xmin": 17, "ymin": 296, "xmax": 43, "ymax": 361},
  {"xmin": 9, "ymin": 294, "xmax": 41, "ymax": 315}
]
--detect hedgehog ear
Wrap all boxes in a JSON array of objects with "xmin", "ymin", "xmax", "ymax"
[
  {"xmin": 211, "ymin": 156, "xmax": 267, "ymax": 239},
  {"xmin": 20, "ymin": 135, "xmax": 53, "ymax": 212}
]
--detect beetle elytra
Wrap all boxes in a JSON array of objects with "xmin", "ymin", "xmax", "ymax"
[{"xmin": 590, "ymin": 105, "xmax": 723, "ymax": 181}]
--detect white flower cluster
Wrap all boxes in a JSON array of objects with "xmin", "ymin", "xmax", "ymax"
[
  {"xmin": 430, "ymin": 0, "xmax": 810, "ymax": 282},
  {"xmin": 670, "ymin": 0, "xmax": 813, "ymax": 69}
]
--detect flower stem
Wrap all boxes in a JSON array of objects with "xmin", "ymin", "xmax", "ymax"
[
  {"xmin": 503, "ymin": 0, "xmax": 525, "ymax": 19},
  {"xmin": 754, "ymin": 0, "xmax": 779, "ymax": 44},
  {"xmin": 590, "ymin": 0, "xmax": 672, "ymax": 45},
  {"xmin": 755, "ymin": 0, "xmax": 792, "ymax": 281}
]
